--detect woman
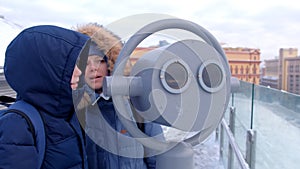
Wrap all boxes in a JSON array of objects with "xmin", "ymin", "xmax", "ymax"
[{"xmin": 76, "ymin": 23, "xmax": 164, "ymax": 169}]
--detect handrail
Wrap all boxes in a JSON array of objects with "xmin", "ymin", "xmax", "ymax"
[{"xmin": 221, "ymin": 119, "xmax": 250, "ymax": 169}]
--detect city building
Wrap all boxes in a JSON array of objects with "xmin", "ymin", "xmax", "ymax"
[
  {"xmin": 130, "ymin": 47, "xmax": 156, "ymax": 65},
  {"xmin": 130, "ymin": 45, "xmax": 262, "ymax": 85},
  {"xmin": 285, "ymin": 57, "xmax": 300, "ymax": 95},
  {"xmin": 262, "ymin": 48, "xmax": 300, "ymax": 95},
  {"xmin": 261, "ymin": 59, "xmax": 279, "ymax": 89},
  {"xmin": 279, "ymin": 48, "xmax": 298, "ymax": 91},
  {"xmin": 223, "ymin": 47, "xmax": 261, "ymax": 85}
]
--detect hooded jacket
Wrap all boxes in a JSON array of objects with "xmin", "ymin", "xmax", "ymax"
[
  {"xmin": 76, "ymin": 23, "xmax": 163, "ymax": 169},
  {"xmin": 0, "ymin": 25, "xmax": 90, "ymax": 169}
]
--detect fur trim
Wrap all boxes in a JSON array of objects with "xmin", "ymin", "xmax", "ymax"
[{"xmin": 75, "ymin": 23, "xmax": 123, "ymax": 73}]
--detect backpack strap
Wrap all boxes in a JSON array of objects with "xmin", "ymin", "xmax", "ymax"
[{"xmin": 8, "ymin": 100, "xmax": 46, "ymax": 169}]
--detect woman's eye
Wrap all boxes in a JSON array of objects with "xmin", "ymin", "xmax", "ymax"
[{"xmin": 95, "ymin": 59, "xmax": 105, "ymax": 64}]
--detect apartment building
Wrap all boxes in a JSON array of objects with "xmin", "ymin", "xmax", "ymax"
[
  {"xmin": 261, "ymin": 48, "xmax": 300, "ymax": 95},
  {"xmin": 285, "ymin": 57, "xmax": 300, "ymax": 95},
  {"xmin": 223, "ymin": 47, "xmax": 261, "ymax": 85},
  {"xmin": 261, "ymin": 59, "xmax": 279, "ymax": 89}
]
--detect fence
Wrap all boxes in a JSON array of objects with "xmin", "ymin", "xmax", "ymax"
[
  {"xmin": 1, "ymin": 70, "xmax": 300, "ymax": 169},
  {"xmin": 218, "ymin": 81, "xmax": 300, "ymax": 169}
]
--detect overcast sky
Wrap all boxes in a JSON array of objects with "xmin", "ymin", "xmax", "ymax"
[{"xmin": 1, "ymin": 0, "xmax": 300, "ymax": 66}]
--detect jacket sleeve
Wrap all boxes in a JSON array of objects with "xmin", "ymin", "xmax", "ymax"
[
  {"xmin": 144, "ymin": 122, "xmax": 165, "ymax": 169},
  {"xmin": 0, "ymin": 113, "xmax": 38, "ymax": 169}
]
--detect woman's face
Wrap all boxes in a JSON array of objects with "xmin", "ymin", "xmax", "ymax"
[
  {"xmin": 84, "ymin": 55, "xmax": 108, "ymax": 90},
  {"xmin": 71, "ymin": 65, "xmax": 82, "ymax": 90}
]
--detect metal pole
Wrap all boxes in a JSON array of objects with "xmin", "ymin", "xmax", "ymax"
[
  {"xmin": 221, "ymin": 119, "xmax": 250, "ymax": 169},
  {"xmin": 228, "ymin": 107, "xmax": 236, "ymax": 169},
  {"xmin": 156, "ymin": 142, "xmax": 194, "ymax": 169},
  {"xmin": 215, "ymin": 125, "xmax": 219, "ymax": 140},
  {"xmin": 229, "ymin": 107, "xmax": 236, "ymax": 135},
  {"xmin": 246, "ymin": 129, "xmax": 257, "ymax": 169},
  {"xmin": 227, "ymin": 142, "xmax": 233, "ymax": 169},
  {"xmin": 219, "ymin": 123, "xmax": 224, "ymax": 160},
  {"xmin": 250, "ymin": 83, "xmax": 255, "ymax": 129}
]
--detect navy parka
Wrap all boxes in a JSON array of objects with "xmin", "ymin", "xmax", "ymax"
[{"xmin": 0, "ymin": 25, "xmax": 89, "ymax": 169}]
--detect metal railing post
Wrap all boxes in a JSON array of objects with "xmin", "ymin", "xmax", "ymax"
[
  {"xmin": 221, "ymin": 119, "xmax": 250, "ymax": 169},
  {"xmin": 229, "ymin": 107, "xmax": 236, "ymax": 135},
  {"xmin": 227, "ymin": 107, "xmax": 236, "ymax": 169},
  {"xmin": 215, "ymin": 125, "xmax": 219, "ymax": 140},
  {"xmin": 219, "ymin": 125, "xmax": 224, "ymax": 160},
  {"xmin": 246, "ymin": 129, "xmax": 256, "ymax": 169}
]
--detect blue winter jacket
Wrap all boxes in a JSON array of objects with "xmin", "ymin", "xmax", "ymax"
[
  {"xmin": 0, "ymin": 25, "xmax": 89, "ymax": 169},
  {"xmin": 83, "ymin": 86, "xmax": 164, "ymax": 169}
]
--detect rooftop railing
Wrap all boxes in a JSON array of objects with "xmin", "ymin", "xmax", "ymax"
[
  {"xmin": 218, "ymin": 81, "xmax": 300, "ymax": 169},
  {"xmin": 1, "ymin": 69, "xmax": 300, "ymax": 169}
]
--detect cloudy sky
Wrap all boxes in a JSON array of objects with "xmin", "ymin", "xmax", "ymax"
[{"xmin": 1, "ymin": 0, "xmax": 300, "ymax": 66}]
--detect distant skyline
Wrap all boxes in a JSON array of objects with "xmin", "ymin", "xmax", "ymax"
[{"xmin": 1, "ymin": 0, "xmax": 300, "ymax": 66}]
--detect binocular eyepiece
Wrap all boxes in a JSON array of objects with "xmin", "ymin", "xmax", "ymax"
[{"xmin": 104, "ymin": 39, "xmax": 230, "ymax": 133}]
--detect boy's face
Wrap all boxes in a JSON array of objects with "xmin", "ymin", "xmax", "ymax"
[
  {"xmin": 85, "ymin": 55, "xmax": 108, "ymax": 90},
  {"xmin": 71, "ymin": 65, "xmax": 82, "ymax": 90}
]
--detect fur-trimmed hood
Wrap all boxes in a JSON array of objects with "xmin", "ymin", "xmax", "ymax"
[{"xmin": 75, "ymin": 23, "xmax": 123, "ymax": 73}]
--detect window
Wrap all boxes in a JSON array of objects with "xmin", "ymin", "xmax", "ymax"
[
  {"xmin": 240, "ymin": 66, "xmax": 244, "ymax": 74},
  {"xmin": 296, "ymin": 65, "xmax": 300, "ymax": 72},
  {"xmin": 253, "ymin": 64, "xmax": 257, "ymax": 74},
  {"xmin": 289, "ymin": 65, "xmax": 294, "ymax": 72}
]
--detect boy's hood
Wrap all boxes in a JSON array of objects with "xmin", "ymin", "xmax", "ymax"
[{"xmin": 5, "ymin": 25, "xmax": 90, "ymax": 118}]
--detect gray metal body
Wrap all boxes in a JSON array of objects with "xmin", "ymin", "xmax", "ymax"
[{"xmin": 103, "ymin": 18, "xmax": 236, "ymax": 169}]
